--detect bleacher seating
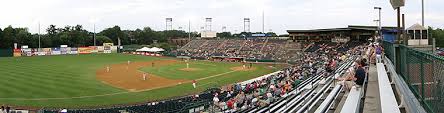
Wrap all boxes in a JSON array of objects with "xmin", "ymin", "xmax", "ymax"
[
  {"xmin": 340, "ymin": 86, "xmax": 362, "ymax": 113},
  {"xmin": 178, "ymin": 39, "xmax": 305, "ymax": 61},
  {"xmin": 376, "ymin": 63, "xmax": 401, "ymax": 113}
]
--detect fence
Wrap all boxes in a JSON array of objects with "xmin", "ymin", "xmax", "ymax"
[
  {"xmin": 383, "ymin": 41, "xmax": 443, "ymax": 113},
  {"xmin": 0, "ymin": 49, "xmax": 13, "ymax": 57},
  {"xmin": 382, "ymin": 41, "xmax": 395, "ymax": 63}
]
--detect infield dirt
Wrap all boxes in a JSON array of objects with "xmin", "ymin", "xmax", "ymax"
[{"xmin": 96, "ymin": 60, "xmax": 188, "ymax": 91}]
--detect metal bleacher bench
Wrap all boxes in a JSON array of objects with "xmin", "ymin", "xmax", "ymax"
[
  {"xmin": 376, "ymin": 63, "xmax": 401, "ymax": 113},
  {"xmin": 340, "ymin": 65, "xmax": 368, "ymax": 113}
]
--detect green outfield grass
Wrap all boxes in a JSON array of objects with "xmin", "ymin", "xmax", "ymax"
[{"xmin": 0, "ymin": 54, "xmax": 283, "ymax": 108}]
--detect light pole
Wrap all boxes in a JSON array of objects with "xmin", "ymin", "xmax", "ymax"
[
  {"xmin": 421, "ymin": 0, "xmax": 424, "ymax": 26},
  {"xmin": 38, "ymin": 22, "xmax": 41, "ymax": 49},
  {"xmin": 94, "ymin": 24, "xmax": 96, "ymax": 46},
  {"xmin": 374, "ymin": 7, "xmax": 382, "ymax": 40}
]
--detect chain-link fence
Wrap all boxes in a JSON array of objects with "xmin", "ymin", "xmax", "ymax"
[
  {"xmin": 384, "ymin": 41, "xmax": 444, "ymax": 113},
  {"xmin": 383, "ymin": 41, "xmax": 395, "ymax": 63}
]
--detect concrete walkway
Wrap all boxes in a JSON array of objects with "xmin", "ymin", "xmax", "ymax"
[{"xmin": 363, "ymin": 63, "xmax": 381, "ymax": 113}]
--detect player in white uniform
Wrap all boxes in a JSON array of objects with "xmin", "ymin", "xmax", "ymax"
[{"xmin": 143, "ymin": 73, "xmax": 147, "ymax": 80}]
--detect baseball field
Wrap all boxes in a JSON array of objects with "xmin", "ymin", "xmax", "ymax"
[{"xmin": 0, "ymin": 53, "xmax": 284, "ymax": 108}]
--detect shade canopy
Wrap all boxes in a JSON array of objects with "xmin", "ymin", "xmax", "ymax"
[{"xmin": 136, "ymin": 47, "xmax": 164, "ymax": 52}]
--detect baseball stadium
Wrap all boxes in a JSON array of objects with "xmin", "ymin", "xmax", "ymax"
[{"xmin": 1, "ymin": 0, "xmax": 444, "ymax": 113}]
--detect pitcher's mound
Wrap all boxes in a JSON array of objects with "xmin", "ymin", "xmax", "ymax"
[
  {"xmin": 230, "ymin": 66, "xmax": 256, "ymax": 71},
  {"xmin": 179, "ymin": 68, "xmax": 201, "ymax": 71}
]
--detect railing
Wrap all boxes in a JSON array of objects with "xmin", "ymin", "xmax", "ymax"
[
  {"xmin": 384, "ymin": 56, "xmax": 427, "ymax": 113},
  {"xmin": 383, "ymin": 41, "xmax": 444, "ymax": 113}
]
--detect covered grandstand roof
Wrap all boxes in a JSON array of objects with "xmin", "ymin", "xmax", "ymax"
[{"xmin": 287, "ymin": 25, "xmax": 397, "ymax": 33}]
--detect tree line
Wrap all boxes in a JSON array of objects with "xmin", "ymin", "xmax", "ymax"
[
  {"xmin": 0, "ymin": 25, "xmax": 282, "ymax": 49},
  {"xmin": 0, "ymin": 25, "xmax": 200, "ymax": 49},
  {"xmin": 429, "ymin": 27, "xmax": 444, "ymax": 48}
]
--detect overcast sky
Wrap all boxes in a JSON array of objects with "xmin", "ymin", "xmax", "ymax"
[{"xmin": 0, "ymin": 0, "xmax": 443, "ymax": 34}]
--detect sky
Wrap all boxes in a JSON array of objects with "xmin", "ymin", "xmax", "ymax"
[{"xmin": 0, "ymin": 0, "xmax": 443, "ymax": 34}]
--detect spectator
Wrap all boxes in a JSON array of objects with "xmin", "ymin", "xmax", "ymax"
[
  {"xmin": 5, "ymin": 106, "xmax": 10, "ymax": 113},
  {"xmin": 375, "ymin": 44, "xmax": 383, "ymax": 63},
  {"xmin": 213, "ymin": 93, "xmax": 220, "ymax": 105},
  {"xmin": 337, "ymin": 60, "xmax": 366, "ymax": 90},
  {"xmin": 61, "ymin": 108, "xmax": 68, "ymax": 113}
]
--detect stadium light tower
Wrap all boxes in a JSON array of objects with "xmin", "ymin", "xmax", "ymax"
[
  {"xmin": 374, "ymin": 7, "xmax": 382, "ymax": 37},
  {"xmin": 205, "ymin": 18, "xmax": 212, "ymax": 31},
  {"xmin": 166, "ymin": 18, "xmax": 173, "ymax": 31},
  {"xmin": 188, "ymin": 20, "xmax": 191, "ymax": 40},
  {"xmin": 244, "ymin": 18, "xmax": 250, "ymax": 32}
]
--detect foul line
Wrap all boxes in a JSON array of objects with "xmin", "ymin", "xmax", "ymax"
[{"xmin": 0, "ymin": 70, "xmax": 238, "ymax": 101}]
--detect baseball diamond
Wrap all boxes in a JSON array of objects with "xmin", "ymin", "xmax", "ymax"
[{"xmin": 0, "ymin": 53, "xmax": 283, "ymax": 108}]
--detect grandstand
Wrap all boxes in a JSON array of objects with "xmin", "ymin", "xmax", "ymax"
[
  {"xmin": 37, "ymin": 36, "xmax": 372, "ymax": 113},
  {"xmin": 2, "ymin": 25, "xmax": 434, "ymax": 113},
  {"xmin": 175, "ymin": 39, "xmax": 305, "ymax": 62}
]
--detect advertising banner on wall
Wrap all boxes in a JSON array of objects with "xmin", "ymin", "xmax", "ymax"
[
  {"xmin": 21, "ymin": 48, "xmax": 32, "ymax": 56},
  {"xmin": 89, "ymin": 46, "xmax": 98, "ymax": 53},
  {"xmin": 35, "ymin": 48, "xmax": 46, "ymax": 56},
  {"xmin": 70, "ymin": 48, "xmax": 78, "ymax": 54},
  {"xmin": 61, "ymin": 47, "xmax": 69, "ymax": 55},
  {"xmin": 32, "ymin": 48, "xmax": 38, "ymax": 56},
  {"xmin": 43, "ymin": 48, "xmax": 52, "ymax": 55},
  {"xmin": 97, "ymin": 46, "xmax": 104, "ymax": 53},
  {"xmin": 103, "ymin": 46, "xmax": 111, "ymax": 53},
  {"xmin": 111, "ymin": 46, "xmax": 118, "ymax": 53},
  {"xmin": 103, "ymin": 43, "xmax": 114, "ymax": 46},
  {"xmin": 52, "ymin": 48, "xmax": 61, "ymax": 55},
  {"xmin": 13, "ymin": 49, "xmax": 21, "ymax": 57},
  {"xmin": 78, "ymin": 47, "xmax": 92, "ymax": 54}
]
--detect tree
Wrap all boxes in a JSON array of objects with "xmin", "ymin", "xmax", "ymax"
[
  {"xmin": 95, "ymin": 35, "xmax": 113, "ymax": 44},
  {"xmin": 1, "ymin": 26, "xmax": 15, "ymax": 48},
  {"xmin": 47, "ymin": 25, "xmax": 58, "ymax": 36},
  {"xmin": 266, "ymin": 32, "xmax": 278, "ymax": 37},
  {"xmin": 217, "ymin": 32, "xmax": 233, "ymax": 38},
  {"xmin": 15, "ymin": 28, "xmax": 33, "ymax": 47},
  {"xmin": 0, "ymin": 28, "xmax": 3, "ymax": 48},
  {"xmin": 429, "ymin": 27, "xmax": 444, "ymax": 48},
  {"xmin": 100, "ymin": 26, "xmax": 126, "ymax": 45}
]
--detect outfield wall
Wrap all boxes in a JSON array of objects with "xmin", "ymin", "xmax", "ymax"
[
  {"xmin": 0, "ymin": 49, "xmax": 13, "ymax": 57},
  {"xmin": 12, "ymin": 46, "xmax": 119, "ymax": 57}
]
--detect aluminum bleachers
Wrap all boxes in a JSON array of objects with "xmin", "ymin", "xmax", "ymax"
[
  {"xmin": 313, "ymin": 56, "xmax": 358, "ymax": 113},
  {"xmin": 376, "ymin": 63, "xmax": 401, "ymax": 113}
]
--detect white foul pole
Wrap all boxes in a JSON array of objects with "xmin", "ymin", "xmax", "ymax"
[
  {"xmin": 94, "ymin": 24, "xmax": 96, "ymax": 46},
  {"xmin": 38, "ymin": 22, "xmax": 41, "ymax": 49}
]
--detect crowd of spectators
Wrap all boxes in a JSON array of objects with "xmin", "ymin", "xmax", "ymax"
[
  {"xmin": 175, "ymin": 39, "xmax": 304, "ymax": 61},
  {"xmin": 1, "ymin": 105, "xmax": 11, "ymax": 113},
  {"xmin": 205, "ymin": 40, "xmax": 369, "ymax": 112}
]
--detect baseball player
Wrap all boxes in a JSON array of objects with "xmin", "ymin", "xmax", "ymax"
[{"xmin": 192, "ymin": 80, "xmax": 197, "ymax": 88}]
